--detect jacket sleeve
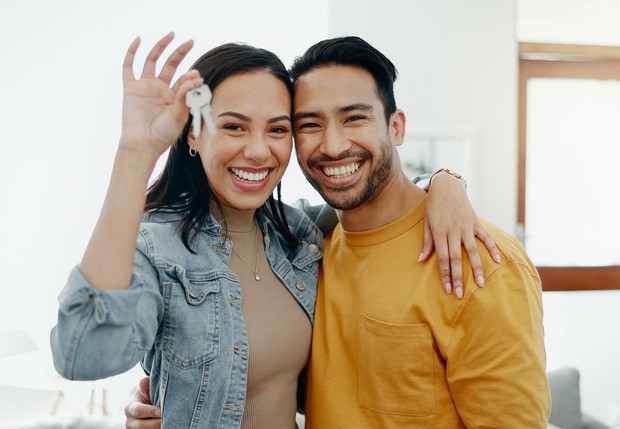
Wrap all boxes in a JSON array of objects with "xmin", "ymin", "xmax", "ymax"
[
  {"xmin": 50, "ymin": 233, "xmax": 163, "ymax": 380},
  {"xmin": 445, "ymin": 261, "xmax": 551, "ymax": 428}
]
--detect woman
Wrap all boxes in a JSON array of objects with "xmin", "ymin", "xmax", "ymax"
[{"xmin": 51, "ymin": 33, "xmax": 495, "ymax": 428}]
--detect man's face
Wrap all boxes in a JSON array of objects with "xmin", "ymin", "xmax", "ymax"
[{"xmin": 292, "ymin": 65, "xmax": 401, "ymax": 210}]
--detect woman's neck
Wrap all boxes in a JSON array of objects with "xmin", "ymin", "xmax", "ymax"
[{"xmin": 210, "ymin": 201, "xmax": 257, "ymax": 233}]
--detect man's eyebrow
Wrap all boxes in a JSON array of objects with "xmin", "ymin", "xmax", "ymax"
[
  {"xmin": 340, "ymin": 103, "xmax": 374, "ymax": 113},
  {"xmin": 292, "ymin": 111, "xmax": 324, "ymax": 122},
  {"xmin": 292, "ymin": 104, "xmax": 373, "ymax": 122}
]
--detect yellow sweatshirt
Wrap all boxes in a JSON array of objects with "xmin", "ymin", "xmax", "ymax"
[{"xmin": 305, "ymin": 196, "xmax": 550, "ymax": 428}]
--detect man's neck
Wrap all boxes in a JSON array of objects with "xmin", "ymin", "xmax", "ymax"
[{"xmin": 336, "ymin": 170, "xmax": 426, "ymax": 232}]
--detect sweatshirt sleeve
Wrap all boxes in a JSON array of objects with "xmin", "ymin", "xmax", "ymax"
[
  {"xmin": 50, "ymin": 235, "xmax": 163, "ymax": 380},
  {"xmin": 445, "ymin": 260, "xmax": 551, "ymax": 428}
]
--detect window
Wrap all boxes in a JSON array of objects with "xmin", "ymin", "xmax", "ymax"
[{"xmin": 518, "ymin": 43, "xmax": 620, "ymax": 291}]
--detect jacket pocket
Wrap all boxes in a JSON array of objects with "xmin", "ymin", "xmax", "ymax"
[
  {"xmin": 161, "ymin": 267, "xmax": 221, "ymax": 368},
  {"xmin": 358, "ymin": 314, "xmax": 436, "ymax": 416}
]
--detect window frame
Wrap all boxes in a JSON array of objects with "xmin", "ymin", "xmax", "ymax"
[{"xmin": 518, "ymin": 42, "xmax": 620, "ymax": 291}]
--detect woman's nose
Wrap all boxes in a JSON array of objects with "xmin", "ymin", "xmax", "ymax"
[{"xmin": 243, "ymin": 135, "xmax": 271, "ymax": 163}]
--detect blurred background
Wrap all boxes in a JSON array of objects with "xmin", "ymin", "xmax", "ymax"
[{"xmin": 1, "ymin": 0, "xmax": 619, "ymax": 427}]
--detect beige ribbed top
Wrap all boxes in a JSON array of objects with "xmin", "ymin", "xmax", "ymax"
[{"xmin": 214, "ymin": 204, "xmax": 311, "ymax": 429}]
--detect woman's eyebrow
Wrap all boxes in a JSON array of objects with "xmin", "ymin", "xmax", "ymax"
[
  {"xmin": 268, "ymin": 115, "xmax": 291, "ymax": 123},
  {"xmin": 218, "ymin": 111, "xmax": 251, "ymax": 121},
  {"xmin": 217, "ymin": 112, "xmax": 290, "ymax": 123}
]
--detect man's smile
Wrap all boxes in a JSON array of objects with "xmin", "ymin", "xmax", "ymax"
[{"xmin": 321, "ymin": 162, "xmax": 362, "ymax": 179}]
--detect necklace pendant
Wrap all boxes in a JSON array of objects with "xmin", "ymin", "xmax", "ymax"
[{"xmin": 255, "ymin": 274, "xmax": 260, "ymax": 281}]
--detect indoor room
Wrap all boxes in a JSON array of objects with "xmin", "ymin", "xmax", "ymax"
[{"xmin": 1, "ymin": 1, "xmax": 618, "ymax": 427}]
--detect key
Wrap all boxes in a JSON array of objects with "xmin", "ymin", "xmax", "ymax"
[
  {"xmin": 200, "ymin": 101, "xmax": 216, "ymax": 136},
  {"xmin": 185, "ymin": 84, "xmax": 215, "ymax": 138}
]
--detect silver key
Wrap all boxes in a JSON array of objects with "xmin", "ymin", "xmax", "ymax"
[
  {"xmin": 200, "ymin": 101, "xmax": 216, "ymax": 136},
  {"xmin": 185, "ymin": 84, "xmax": 215, "ymax": 138}
]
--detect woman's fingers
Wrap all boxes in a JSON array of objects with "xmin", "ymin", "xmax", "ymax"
[
  {"xmin": 122, "ymin": 36, "xmax": 141, "ymax": 83},
  {"xmin": 172, "ymin": 70, "xmax": 202, "ymax": 99},
  {"xmin": 141, "ymin": 32, "xmax": 175, "ymax": 78},
  {"xmin": 433, "ymin": 235, "xmax": 453, "ymax": 294},
  {"xmin": 476, "ymin": 224, "xmax": 501, "ymax": 264},
  {"xmin": 462, "ymin": 234, "xmax": 485, "ymax": 287},
  {"xmin": 447, "ymin": 234, "xmax": 464, "ymax": 299},
  {"xmin": 158, "ymin": 39, "xmax": 195, "ymax": 84},
  {"xmin": 419, "ymin": 219, "xmax": 435, "ymax": 263}
]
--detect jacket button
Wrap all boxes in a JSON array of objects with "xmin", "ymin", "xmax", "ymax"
[
  {"xmin": 295, "ymin": 280, "xmax": 305, "ymax": 291},
  {"xmin": 308, "ymin": 243, "xmax": 319, "ymax": 253}
]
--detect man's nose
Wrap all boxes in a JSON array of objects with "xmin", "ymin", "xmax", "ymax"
[{"xmin": 320, "ymin": 125, "xmax": 352, "ymax": 158}]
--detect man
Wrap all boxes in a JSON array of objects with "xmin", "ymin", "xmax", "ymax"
[
  {"xmin": 126, "ymin": 36, "xmax": 549, "ymax": 428},
  {"xmin": 288, "ymin": 36, "xmax": 549, "ymax": 428}
]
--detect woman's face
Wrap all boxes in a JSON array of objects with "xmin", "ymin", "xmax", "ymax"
[{"xmin": 191, "ymin": 71, "xmax": 293, "ymax": 209}]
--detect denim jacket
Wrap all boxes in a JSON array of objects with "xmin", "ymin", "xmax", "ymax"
[{"xmin": 50, "ymin": 203, "xmax": 323, "ymax": 428}]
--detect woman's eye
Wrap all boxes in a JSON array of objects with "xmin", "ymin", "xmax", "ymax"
[
  {"xmin": 270, "ymin": 126, "xmax": 289, "ymax": 134},
  {"xmin": 224, "ymin": 124, "xmax": 244, "ymax": 132}
]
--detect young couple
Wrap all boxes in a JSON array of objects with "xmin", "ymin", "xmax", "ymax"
[{"xmin": 51, "ymin": 33, "xmax": 549, "ymax": 428}]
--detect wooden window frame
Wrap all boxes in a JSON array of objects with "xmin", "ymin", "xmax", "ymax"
[{"xmin": 518, "ymin": 43, "xmax": 620, "ymax": 291}]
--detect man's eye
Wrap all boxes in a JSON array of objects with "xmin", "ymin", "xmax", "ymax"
[
  {"xmin": 299, "ymin": 122, "xmax": 319, "ymax": 129},
  {"xmin": 345, "ymin": 115, "xmax": 364, "ymax": 123}
]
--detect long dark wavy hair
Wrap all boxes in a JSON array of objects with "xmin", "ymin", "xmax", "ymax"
[{"xmin": 145, "ymin": 43, "xmax": 298, "ymax": 253}]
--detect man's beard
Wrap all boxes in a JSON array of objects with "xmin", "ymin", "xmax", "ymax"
[{"xmin": 298, "ymin": 141, "xmax": 394, "ymax": 210}]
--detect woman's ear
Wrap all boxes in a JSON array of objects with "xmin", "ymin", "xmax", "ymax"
[
  {"xmin": 187, "ymin": 130, "xmax": 197, "ymax": 148},
  {"xmin": 187, "ymin": 133, "xmax": 199, "ymax": 157}
]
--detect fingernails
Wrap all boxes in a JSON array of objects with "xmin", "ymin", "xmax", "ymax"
[
  {"xmin": 418, "ymin": 252, "xmax": 424, "ymax": 262},
  {"xmin": 476, "ymin": 275, "xmax": 485, "ymax": 286},
  {"xmin": 455, "ymin": 286, "xmax": 463, "ymax": 299},
  {"xmin": 155, "ymin": 407, "xmax": 162, "ymax": 417},
  {"xmin": 494, "ymin": 253, "xmax": 501, "ymax": 263},
  {"xmin": 444, "ymin": 282, "xmax": 452, "ymax": 293}
]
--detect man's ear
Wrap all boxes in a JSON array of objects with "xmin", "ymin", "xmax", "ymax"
[{"xmin": 389, "ymin": 109, "xmax": 406, "ymax": 147}]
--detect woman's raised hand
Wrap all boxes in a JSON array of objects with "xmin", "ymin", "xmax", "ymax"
[
  {"xmin": 78, "ymin": 33, "xmax": 203, "ymax": 291},
  {"xmin": 119, "ymin": 32, "xmax": 203, "ymax": 159}
]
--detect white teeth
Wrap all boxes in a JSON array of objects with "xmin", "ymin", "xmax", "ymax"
[
  {"xmin": 322, "ymin": 162, "xmax": 360, "ymax": 178},
  {"xmin": 230, "ymin": 168, "xmax": 269, "ymax": 182}
]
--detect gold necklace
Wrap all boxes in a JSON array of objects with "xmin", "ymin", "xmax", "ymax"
[{"xmin": 230, "ymin": 225, "xmax": 261, "ymax": 281}]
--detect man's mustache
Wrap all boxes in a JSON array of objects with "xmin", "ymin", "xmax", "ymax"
[{"xmin": 306, "ymin": 150, "xmax": 371, "ymax": 169}]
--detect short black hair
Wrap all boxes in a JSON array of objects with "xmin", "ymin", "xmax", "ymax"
[{"xmin": 289, "ymin": 36, "xmax": 398, "ymax": 122}]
